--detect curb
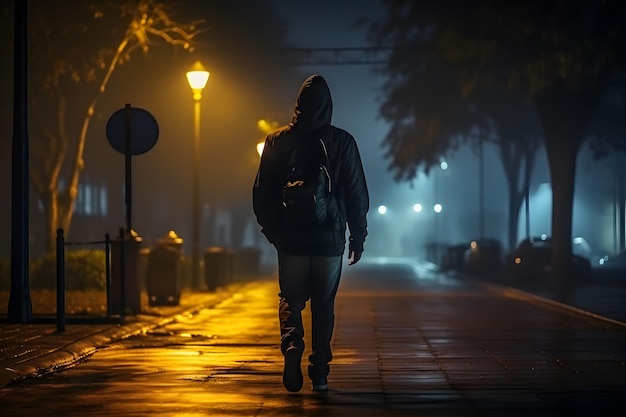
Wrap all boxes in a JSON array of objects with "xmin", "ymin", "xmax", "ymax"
[{"xmin": 466, "ymin": 276, "xmax": 626, "ymax": 330}]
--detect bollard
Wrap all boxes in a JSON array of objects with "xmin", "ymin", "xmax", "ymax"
[
  {"xmin": 55, "ymin": 228, "xmax": 66, "ymax": 333},
  {"xmin": 105, "ymin": 233, "xmax": 111, "ymax": 317}
]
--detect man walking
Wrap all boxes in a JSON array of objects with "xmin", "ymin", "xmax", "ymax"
[{"xmin": 253, "ymin": 74, "xmax": 369, "ymax": 392}]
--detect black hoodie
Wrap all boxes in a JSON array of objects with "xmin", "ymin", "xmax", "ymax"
[{"xmin": 253, "ymin": 74, "xmax": 369, "ymax": 256}]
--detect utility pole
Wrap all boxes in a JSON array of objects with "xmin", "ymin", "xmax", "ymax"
[{"xmin": 8, "ymin": 0, "xmax": 33, "ymax": 323}]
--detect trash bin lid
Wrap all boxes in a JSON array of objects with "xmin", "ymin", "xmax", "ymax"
[
  {"xmin": 158, "ymin": 230, "xmax": 183, "ymax": 245},
  {"xmin": 117, "ymin": 228, "xmax": 143, "ymax": 242}
]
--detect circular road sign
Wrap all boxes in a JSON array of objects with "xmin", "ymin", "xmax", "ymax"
[{"xmin": 106, "ymin": 106, "xmax": 159, "ymax": 155}]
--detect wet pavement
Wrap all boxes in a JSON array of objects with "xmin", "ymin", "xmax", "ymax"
[
  {"xmin": 1, "ymin": 257, "xmax": 625, "ymax": 416},
  {"xmin": 0, "ymin": 283, "xmax": 248, "ymax": 388}
]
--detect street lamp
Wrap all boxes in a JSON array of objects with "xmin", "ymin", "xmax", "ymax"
[{"xmin": 186, "ymin": 61, "xmax": 209, "ymax": 290}]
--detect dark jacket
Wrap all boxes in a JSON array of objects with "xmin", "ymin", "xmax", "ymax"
[{"xmin": 253, "ymin": 74, "xmax": 369, "ymax": 256}]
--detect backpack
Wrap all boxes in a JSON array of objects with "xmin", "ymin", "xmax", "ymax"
[{"xmin": 281, "ymin": 136, "xmax": 338, "ymax": 228}]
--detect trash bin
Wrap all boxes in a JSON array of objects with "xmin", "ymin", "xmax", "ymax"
[
  {"xmin": 203, "ymin": 246, "xmax": 233, "ymax": 291},
  {"xmin": 146, "ymin": 231, "xmax": 183, "ymax": 306},
  {"xmin": 110, "ymin": 229, "xmax": 142, "ymax": 316}
]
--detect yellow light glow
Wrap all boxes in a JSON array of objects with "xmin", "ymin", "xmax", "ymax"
[
  {"xmin": 167, "ymin": 229, "xmax": 184, "ymax": 244},
  {"xmin": 257, "ymin": 142, "xmax": 265, "ymax": 157},
  {"xmin": 257, "ymin": 119, "xmax": 278, "ymax": 134},
  {"xmin": 186, "ymin": 61, "xmax": 210, "ymax": 91}
]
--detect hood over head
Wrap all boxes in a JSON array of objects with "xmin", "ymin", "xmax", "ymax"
[{"xmin": 291, "ymin": 74, "xmax": 333, "ymax": 136}]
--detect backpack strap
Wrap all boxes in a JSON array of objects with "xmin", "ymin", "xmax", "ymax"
[{"xmin": 317, "ymin": 137, "xmax": 332, "ymax": 193}]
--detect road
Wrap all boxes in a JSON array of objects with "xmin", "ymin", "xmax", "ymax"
[{"xmin": 0, "ymin": 258, "xmax": 625, "ymax": 416}]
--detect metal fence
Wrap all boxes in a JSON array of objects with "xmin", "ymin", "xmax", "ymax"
[{"xmin": 55, "ymin": 228, "xmax": 133, "ymax": 332}]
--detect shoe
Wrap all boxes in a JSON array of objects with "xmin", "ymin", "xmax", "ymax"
[
  {"xmin": 282, "ymin": 347, "xmax": 303, "ymax": 392},
  {"xmin": 312, "ymin": 377, "xmax": 328, "ymax": 392}
]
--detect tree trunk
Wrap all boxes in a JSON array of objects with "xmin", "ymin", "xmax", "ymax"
[
  {"xmin": 498, "ymin": 141, "xmax": 525, "ymax": 252},
  {"xmin": 507, "ymin": 185, "xmax": 524, "ymax": 252},
  {"xmin": 40, "ymin": 188, "xmax": 74, "ymax": 253},
  {"xmin": 535, "ymin": 82, "xmax": 598, "ymax": 290},
  {"xmin": 57, "ymin": 189, "xmax": 74, "ymax": 244},
  {"xmin": 42, "ymin": 189, "xmax": 58, "ymax": 253},
  {"xmin": 545, "ymin": 137, "xmax": 577, "ymax": 289}
]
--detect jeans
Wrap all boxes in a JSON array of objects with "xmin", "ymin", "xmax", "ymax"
[{"xmin": 277, "ymin": 253, "xmax": 342, "ymax": 379}]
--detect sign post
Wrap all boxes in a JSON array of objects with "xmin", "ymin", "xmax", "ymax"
[
  {"xmin": 106, "ymin": 104, "xmax": 159, "ymax": 232},
  {"xmin": 105, "ymin": 104, "xmax": 158, "ymax": 316}
]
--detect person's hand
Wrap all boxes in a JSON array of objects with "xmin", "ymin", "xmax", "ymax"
[
  {"xmin": 348, "ymin": 249, "xmax": 362, "ymax": 265},
  {"xmin": 348, "ymin": 238, "xmax": 363, "ymax": 265}
]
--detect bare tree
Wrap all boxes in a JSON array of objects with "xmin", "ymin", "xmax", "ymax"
[{"xmin": 28, "ymin": 0, "xmax": 202, "ymax": 252}]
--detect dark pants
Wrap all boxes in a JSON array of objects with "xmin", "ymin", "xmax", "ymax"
[{"xmin": 277, "ymin": 253, "xmax": 342, "ymax": 379}]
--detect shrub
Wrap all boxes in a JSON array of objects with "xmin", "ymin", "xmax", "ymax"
[{"xmin": 30, "ymin": 250, "xmax": 107, "ymax": 290}]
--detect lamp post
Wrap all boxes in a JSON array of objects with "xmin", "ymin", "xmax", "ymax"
[
  {"xmin": 432, "ymin": 160, "xmax": 447, "ymax": 262},
  {"xmin": 186, "ymin": 61, "xmax": 209, "ymax": 290}
]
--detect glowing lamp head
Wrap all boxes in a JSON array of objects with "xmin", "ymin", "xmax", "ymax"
[{"xmin": 186, "ymin": 61, "xmax": 210, "ymax": 98}]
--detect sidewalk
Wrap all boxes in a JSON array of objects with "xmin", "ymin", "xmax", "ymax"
[
  {"xmin": 465, "ymin": 273, "xmax": 626, "ymax": 326},
  {"xmin": 0, "ymin": 280, "xmax": 254, "ymax": 388},
  {"xmin": 1, "ymin": 260, "xmax": 625, "ymax": 416},
  {"xmin": 1, "ymin": 262, "xmax": 625, "ymax": 394}
]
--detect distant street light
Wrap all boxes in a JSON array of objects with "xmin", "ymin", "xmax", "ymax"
[{"xmin": 186, "ymin": 61, "xmax": 209, "ymax": 290}]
